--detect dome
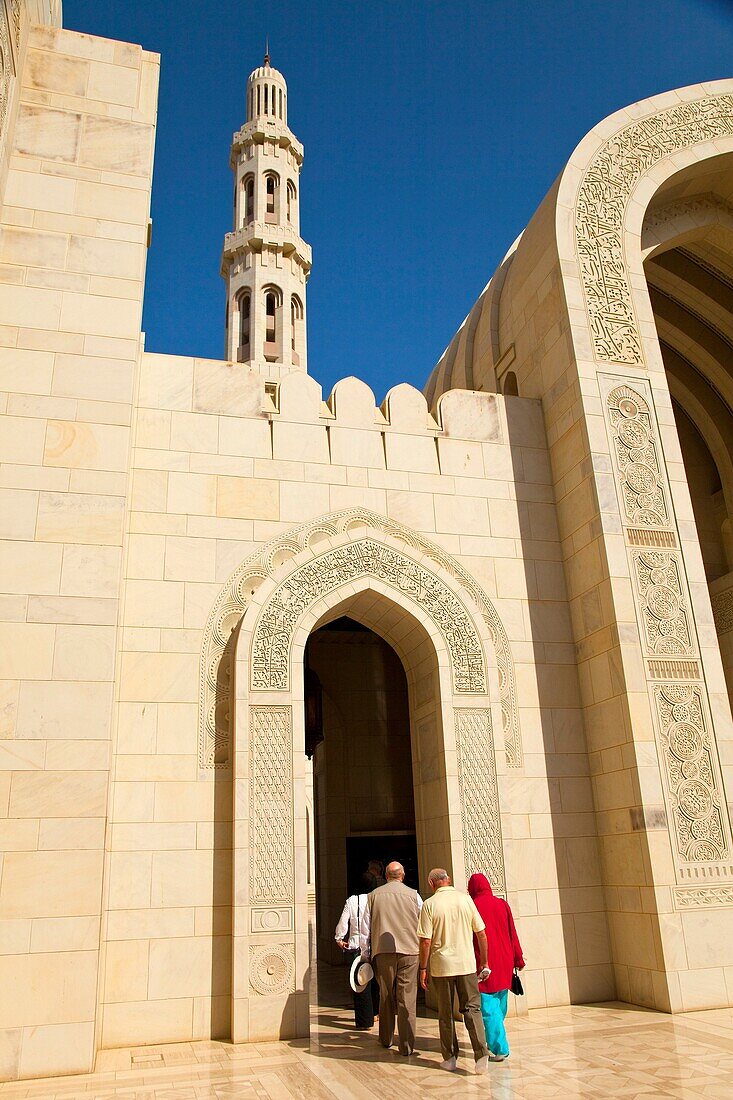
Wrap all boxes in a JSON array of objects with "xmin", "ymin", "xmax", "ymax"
[
  {"xmin": 247, "ymin": 62, "xmax": 287, "ymax": 87},
  {"xmin": 246, "ymin": 55, "xmax": 288, "ymax": 124}
]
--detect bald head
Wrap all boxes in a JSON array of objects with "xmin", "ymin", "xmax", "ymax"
[
  {"xmin": 428, "ymin": 868, "xmax": 451, "ymax": 890},
  {"xmin": 386, "ymin": 861, "xmax": 405, "ymax": 881}
]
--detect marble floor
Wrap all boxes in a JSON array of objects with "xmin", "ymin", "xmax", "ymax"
[{"xmin": 2, "ymin": 968, "xmax": 733, "ymax": 1099}]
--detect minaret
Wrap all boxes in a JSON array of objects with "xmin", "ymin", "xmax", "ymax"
[{"xmin": 222, "ymin": 51, "xmax": 311, "ymax": 377}]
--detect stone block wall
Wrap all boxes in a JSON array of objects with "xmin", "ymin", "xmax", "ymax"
[
  {"xmin": 0, "ymin": 22, "xmax": 158, "ymax": 1079},
  {"xmin": 98, "ymin": 353, "xmax": 612, "ymax": 1048}
]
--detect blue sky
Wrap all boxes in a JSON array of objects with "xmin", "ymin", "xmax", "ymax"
[{"xmin": 64, "ymin": 0, "xmax": 733, "ymax": 399}]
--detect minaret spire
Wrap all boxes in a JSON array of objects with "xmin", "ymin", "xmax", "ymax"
[{"xmin": 221, "ymin": 56, "xmax": 312, "ymax": 377}]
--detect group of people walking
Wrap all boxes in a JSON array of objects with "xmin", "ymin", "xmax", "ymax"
[{"xmin": 334, "ymin": 861, "xmax": 524, "ymax": 1073}]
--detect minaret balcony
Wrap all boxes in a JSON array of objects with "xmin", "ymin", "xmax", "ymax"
[
  {"xmin": 222, "ymin": 222, "xmax": 312, "ymax": 271},
  {"xmin": 230, "ymin": 122, "xmax": 304, "ymax": 165}
]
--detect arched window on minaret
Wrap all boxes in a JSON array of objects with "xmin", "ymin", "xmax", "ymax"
[
  {"xmin": 265, "ymin": 172, "xmax": 279, "ymax": 224},
  {"xmin": 242, "ymin": 175, "xmax": 254, "ymax": 224},
  {"xmin": 291, "ymin": 294, "xmax": 303, "ymax": 366},
  {"xmin": 238, "ymin": 292, "xmax": 251, "ymax": 359},
  {"xmin": 264, "ymin": 286, "xmax": 282, "ymax": 362},
  {"xmin": 286, "ymin": 180, "xmax": 297, "ymax": 224}
]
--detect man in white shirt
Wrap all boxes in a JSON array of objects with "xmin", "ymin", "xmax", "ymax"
[
  {"xmin": 359, "ymin": 861, "xmax": 422, "ymax": 1055},
  {"xmin": 335, "ymin": 872, "xmax": 379, "ymax": 1028},
  {"xmin": 417, "ymin": 867, "xmax": 490, "ymax": 1074}
]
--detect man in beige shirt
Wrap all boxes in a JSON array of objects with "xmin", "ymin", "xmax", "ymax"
[
  {"xmin": 359, "ymin": 861, "xmax": 422, "ymax": 1055},
  {"xmin": 417, "ymin": 868, "xmax": 490, "ymax": 1074}
]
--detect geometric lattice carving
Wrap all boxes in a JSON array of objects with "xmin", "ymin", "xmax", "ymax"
[
  {"xmin": 674, "ymin": 885, "xmax": 733, "ymax": 910},
  {"xmin": 576, "ymin": 95, "xmax": 733, "ymax": 364},
  {"xmin": 454, "ymin": 708, "xmax": 505, "ymax": 893},
  {"xmin": 249, "ymin": 944, "xmax": 295, "ymax": 996},
  {"xmin": 249, "ymin": 706, "xmax": 294, "ymax": 903},
  {"xmin": 607, "ymin": 386, "xmax": 669, "ymax": 527},
  {"xmin": 251, "ymin": 539, "xmax": 486, "ymax": 694},
  {"xmin": 632, "ymin": 550, "xmax": 693, "ymax": 656},
  {"xmin": 198, "ymin": 509, "xmax": 521, "ymax": 770},
  {"xmin": 653, "ymin": 684, "xmax": 731, "ymax": 865}
]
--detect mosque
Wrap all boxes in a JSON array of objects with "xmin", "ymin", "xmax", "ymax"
[{"xmin": 1, "ymin": 0, "xmax": 733, "ymax": 1082}]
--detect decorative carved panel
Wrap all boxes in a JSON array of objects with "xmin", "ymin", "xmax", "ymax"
[
  {"xmin": 0, "ymin": 2, "xmax": 12, "ymax": 134},
  {"xmin": 602, "ymin": 377, "xmax": 733, "ymax": 902},
  {"xmin": 198, "ymin": 509, "xmax": 521, "ymax": 769},
  {"xmin": 712, "ymin": 588, "xmax": 733, "ymax": 636},
  {"xmin": 632, "ymin": 550, "xmax": 693, "ymax": 656},
  {"xmin": 454, "ymin": 708, "xmax": 505, "ymax": 893},
  {"xmin": 653, "ymin": 684, "xmax": 731, "ymax": 865},
  {"xmin": 607, "ymin": 386, "xmax": 669, "ymax": 528},
  {"xmin": 249, "ymin": 706, "xmax": 294, "ymax": 903},
  {"xmin": 251, "ymin": 539, "xmax": 486, "ymax": 694},
  {"xmin": 249, "ymin": 944, "xmax": 295, "ymax": 996},
  {"xmin": 576, "ymin": 95, "xmax": 733, "ymax": 364},
  {"xmin": 250, "ymin": 906, "xmax": 293, "ymax": 934}
]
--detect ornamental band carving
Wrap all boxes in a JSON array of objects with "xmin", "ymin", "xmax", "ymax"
[
  {"xmin": 198, "ymin": 509, "xmax": 521, "ymax": 769},
  {"xmin": 576, "ymin": 95, "xmax": 733, "ymax": 365},
  {"xmin": 251, "ymin": 538, "xmax": 486, "ymax": 693},
  {"xmin": 454, "ymin": 708, "xmax": 505, "ymax": 893},
  {"xmin": 653, "ymin": 684, "xmax": 731, "ymax": 865},
  {"xmin": 249, "ymin": 706, "xmax": 294, "ymax": 903}
]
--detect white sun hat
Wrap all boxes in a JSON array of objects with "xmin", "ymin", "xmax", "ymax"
[{"xmin": 350, "ymin": 955, "xmax": 374, "ymax": 993}]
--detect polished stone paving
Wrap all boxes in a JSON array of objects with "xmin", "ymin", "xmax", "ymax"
[{"xmin": 3, "ymin": 971, "xmax": 733, "ymax": 1099}]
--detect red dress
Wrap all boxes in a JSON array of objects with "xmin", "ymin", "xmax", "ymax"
[{"xmin": 468, "ymin": 873, "xmax": 524, "ymax": 994}]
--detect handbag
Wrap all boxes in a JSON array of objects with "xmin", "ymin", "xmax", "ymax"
[{"xmin": 505, "ymin": 902, "xmax": 524, "ymax": 996}]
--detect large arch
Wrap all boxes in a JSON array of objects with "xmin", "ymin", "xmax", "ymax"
[
  {"xmin": 228, "ymin": 522, "xmax": 507, "ymax": 1041},
  {"xmin": 425, "ymin": 80, "xmax": 733, "ymax": 1011},
  {"xmin": 197, "ymin": 507, "xmax": 522, "ymax": 771}
]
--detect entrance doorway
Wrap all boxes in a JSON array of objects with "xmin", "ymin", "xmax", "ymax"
[{"xmin": 306, "ymin": 616, "xmax": 419, "ymax": 982}]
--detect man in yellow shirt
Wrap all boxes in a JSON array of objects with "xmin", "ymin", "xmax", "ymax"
[{"xmin": 417, "ymin": 868, "xmax": 490, "ymax": 1074}]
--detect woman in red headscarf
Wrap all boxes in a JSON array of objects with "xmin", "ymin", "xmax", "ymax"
[{"xmin": 467, "ymin": 873, "xmax": 525, "ymax": 1061}]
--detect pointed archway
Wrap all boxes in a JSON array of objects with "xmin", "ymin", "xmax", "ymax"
[{"xmin": 228, "ymin": 521, "xmax": 508, "ymax": 1042}]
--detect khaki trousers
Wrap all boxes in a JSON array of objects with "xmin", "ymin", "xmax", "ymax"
[
  {"xmin": 432, "ymin": 973, "xmax": 489, "ymax": 1063},
  {"xmin": 374, "ymin": 953, "xmax": 418, "ymax": 1055}
]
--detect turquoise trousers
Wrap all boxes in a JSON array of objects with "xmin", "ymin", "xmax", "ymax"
[{"xmin": 480, "ymin": 989, "xmax": 510, "ymax": 1057}]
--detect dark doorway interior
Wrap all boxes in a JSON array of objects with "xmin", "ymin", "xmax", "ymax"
[
  {"xmin": 306, "ymin": 616, "xmax": 418, "ymax": 967},
  {"xmin": 345, "ymin": 833, "xmax": 419, "ymax": 895}
]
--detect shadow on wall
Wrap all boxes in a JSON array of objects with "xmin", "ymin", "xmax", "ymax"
[
  {"xmin": 211, "ymin": 630, "xmax": 235, "ymax": 1038},
  {"xmin": 504, "ymin": 394, "xmax": 616, "ymax": 1007}
]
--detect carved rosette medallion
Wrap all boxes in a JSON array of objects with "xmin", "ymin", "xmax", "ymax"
[
  {"xmin": 632, "ymin": 551, "xmax": 692, "ymax": 656},
  {"xmin": 454, "ymin": 709, "xmax": 505, "ymax": 893},
  {"xmin": 249, "ymin": 706, "xmax": 294, "ymax": 903},
  {"xmin": 249, "ymin": 944, "xmax": 295, "ymax": 997},
  {"xmin": 654, "ymin": 684, "xmax": 730, "ymax": 864},
  {"xmin": 607, "ymin": 386, "xmax": 669, "ymax": 527},
  {"xmin": 198, "ymin": 509, "xmax": 521, "ymax": 769},
  {"xmin": 575, "ymin": 95, "xmax": 733, "ymax": 364},
  {"xmin": 251, "ymin": 538, "xmax": 486, "ymax": 694}
]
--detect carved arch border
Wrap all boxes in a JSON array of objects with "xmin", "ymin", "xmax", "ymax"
[
  {"xmin": 198, "ymin": 508, "xmax": 521, "ymax": 769},
  {"xmin": 562, "ymin": 85, "xmax": 733, "ymax": 366}
]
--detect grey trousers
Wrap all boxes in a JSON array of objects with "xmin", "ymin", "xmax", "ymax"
[
  {"xmin": 432, "ymin": 973, "xmax": 489, "ymax": 1062},
  {"xmin": 374, "ymin": 952, "xmax": 419, "ymax": 1055}
]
